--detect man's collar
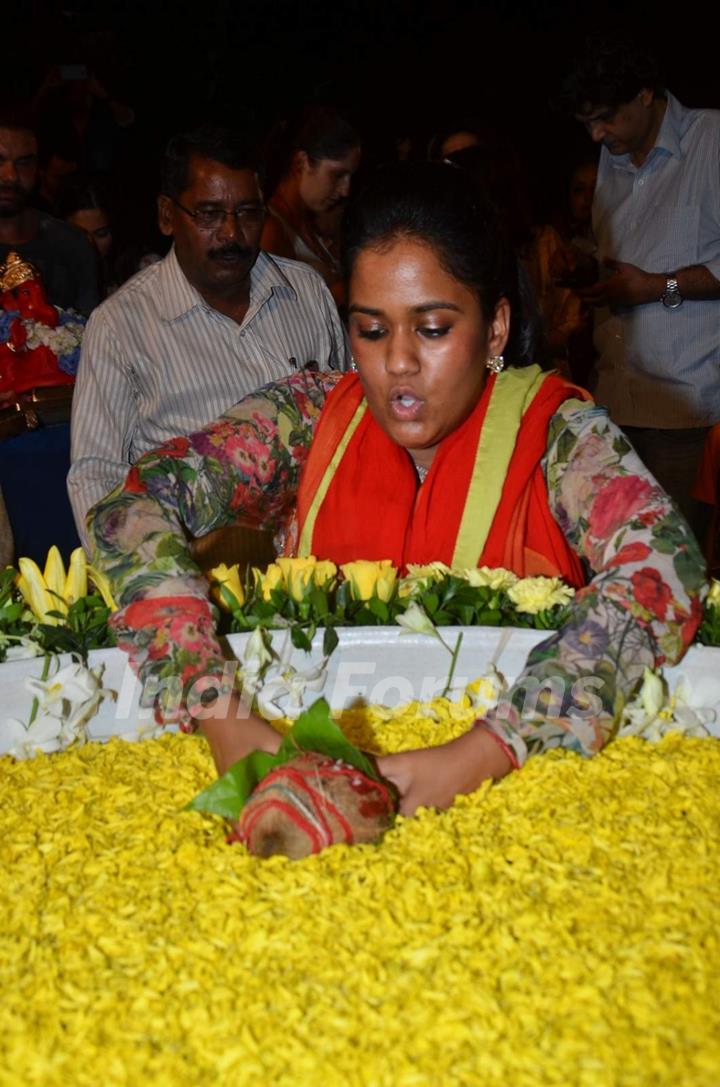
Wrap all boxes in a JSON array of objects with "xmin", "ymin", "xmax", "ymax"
[
  {"xmin": 652, "ymin": 91, "xmax": 684, "ymax": 159},
  {"xmin": 158, "ymin": 247, "xmax": 205, "ymax": 322},
  {"xmin": 249, "ymin": 250, "xmax": 298, "ymax": 309},
  {"xmin": 158, "ymin": 247, "xmax": 297, "ymax": 323},
  {"xmin": 609, "ymin": 91, "xmax": 684, "ymax": 172}
]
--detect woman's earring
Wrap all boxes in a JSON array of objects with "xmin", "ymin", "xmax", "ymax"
[
  {"xmin": 485, "ymin": 354, "xmax": 505, "ymax": 374},
  {"xmin": 350, "ymin": 357, "xmax": 359, "ymax": 372}
]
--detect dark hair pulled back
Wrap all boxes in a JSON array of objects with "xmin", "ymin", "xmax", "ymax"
[
  {"xmin": 264, "ymin": 105, "xmax": 360, "ymax": 197},
  {"xmin": 342, "ymin": 161, "xmax": 537, "ymax": 367}
]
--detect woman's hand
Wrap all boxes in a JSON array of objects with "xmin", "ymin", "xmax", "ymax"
[
  {"xmin": 201, "ymin": 692, "xmax": 281, "ymax": 777},
  {"xmin": 376, "ymin": 726, "xmax": 514, "ymax": 817}
]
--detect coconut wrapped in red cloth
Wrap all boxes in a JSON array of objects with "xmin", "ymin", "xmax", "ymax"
[
  {"xmin": 234, "ymin": 751, "xmax": 396, "ymax": 859},
  {"xmin": 187, "ymin": 699, "xmax": 398, "ymax": 860}
]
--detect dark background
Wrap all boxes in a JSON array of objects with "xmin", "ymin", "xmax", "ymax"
[{"xmin": 3, "ymin": 0, "xmax": 717, "ymax": 246}]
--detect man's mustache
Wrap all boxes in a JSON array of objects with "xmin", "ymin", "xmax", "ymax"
[{"xmin": 207, "ymin": 244, "xmax": 253, "ymax": 261}]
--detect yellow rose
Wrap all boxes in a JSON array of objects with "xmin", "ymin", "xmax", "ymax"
[
  {"xmin": 507, "ymin": 576, "xmax": 574, "ymax": 616},
  {"xmin": 456, "ymin": 566, "xmax": 519, "ymax": 592},
  {"xmin": 209, "ymin": 562, "xmax": 245, "ymax": 611},
  {"xmin": 252, "ymin": 562, "xmax": 285, "ymax": 602},
  {"xmin": 277, "ymin": 557, "xmax": 318, "ymax": 601},
  {"xmin": 707, "ymin": 578, "xmax": 720, "ymax": 609},
  {"xmin": 312, "ymin": 560, "xmax": 337, "ymax": 589},
  {"xmin": 341, "ymin": 559, "xmax": 398, "ymax": 602}
]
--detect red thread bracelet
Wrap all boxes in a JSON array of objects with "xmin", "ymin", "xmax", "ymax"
[{"xmin": 473, "ymin": 720, "xmax": 521, "ymax": 770}]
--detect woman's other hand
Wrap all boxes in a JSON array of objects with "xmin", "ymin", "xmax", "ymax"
[
  {"xmin": 200, "ymin": 692, "xmax": 281, "ymax": 776},
  {"xmin": 376, "ymin": 726, "xmax": 514, "ymax": 817}
]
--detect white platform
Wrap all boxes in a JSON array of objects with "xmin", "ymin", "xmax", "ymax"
[{"xmin": 2, "ymin": 627, "xmax": 719, "ymax": 754}]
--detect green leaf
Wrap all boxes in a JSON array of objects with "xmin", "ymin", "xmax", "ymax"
[
  {"xmin": 277, "ymin": 698, "xmax": 381, "ymax": 781},
  {"xmin": 290, "ymin": 625, "xmax": 313, "ymax": 652},
  {"xmin": 368, "ymin": 597, "xmax": 389, "ymax": 623},
  {"xmin": 423, "ymin": 592, "xmax": 439, "ymax": 616},
  {"xmin": 253, "ymin": 600, "xmax": 278, "ymax": 620},
  {"xmin": 353, "ymin": 605, "xmax": 378, "ymax": 625},
  {"xmin": 476, "ymin": 608, "xmax": 502, "ymax": 625},
  {"xmin": 335, "ymin": 580, "xmax": 352, "ymax": 610},
  {"xmin": 323, "ymin": 624, "xmax": 339, "ymax": 657},
  {"xmin": 309, "ymin": 587, "xmax": 330, "ymax": 618},
  {"xmin": 185, "ymin": 749, "xmax": 279, "ymax": 819},
  {"xmin": 268, "ymin": 586, "xmax": 289, "ymax": 611}
]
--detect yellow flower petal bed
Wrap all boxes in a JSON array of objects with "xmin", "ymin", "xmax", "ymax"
[{"xmin": 2, "ymin": 699, "xmax": 719, "ymax": 1087}]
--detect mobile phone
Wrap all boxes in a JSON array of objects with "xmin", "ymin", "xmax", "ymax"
[{"xmin": 60, "ymin": 65, "xmax": 88, "ymax": 81}]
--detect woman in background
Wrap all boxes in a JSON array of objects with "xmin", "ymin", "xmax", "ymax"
[
  {"xmin": 261, "ymin": 106, "xmax": 361, "ymax": 304},
  {"xmin": 59, "ymin": 179, "xmax": 116, "ymax": 297}
]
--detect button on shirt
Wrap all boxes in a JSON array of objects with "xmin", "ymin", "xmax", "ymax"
[
  {"xmin": 593, "ymin": 92, "xmax": 720, "ymax": 428},
  {"xmin": 68, "ymin": 247, "xmax": 349, "ymax": 543}
]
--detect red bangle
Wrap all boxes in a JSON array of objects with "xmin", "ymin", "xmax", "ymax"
[{"xmin": 473, "ymin": 720, "xmax": 520, "ymax": 770}]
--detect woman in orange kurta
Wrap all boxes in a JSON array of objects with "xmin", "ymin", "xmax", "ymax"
[{"xmin": 89, "ymin": 164, "xmax": 705, "ymax": 818}]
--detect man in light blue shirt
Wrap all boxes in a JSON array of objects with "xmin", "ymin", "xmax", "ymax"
[{"xmin": 564, "ymin": 36, "xmax": 720, "ymax": 540}]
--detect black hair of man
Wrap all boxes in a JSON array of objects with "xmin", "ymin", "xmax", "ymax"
[
  {"xmin": 0, "ymin": 104, "xmax": 36, "ymax": 135},
  {"xmin": 561, "ymin": 34, "xmax": 665, "ymax": 114},
  {"xmin": 160, "ymin": 126, "xmax": 263, "ymax": 199}
]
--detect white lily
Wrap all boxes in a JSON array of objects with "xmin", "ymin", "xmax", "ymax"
[
  {"xmin": 639, "ymin": 667, "xmax": 665, "ymax": 719},
  {"xmin": 236, "ymin": 627, "xmax": 275, "ymax": 697},
  {"xmin": 395, "ymin": 601, "xmax": 437, "ymax": 637},
  {"xmin": 22, "ymin": 660, "xmax": 115, "ymax": 750},
  {"xmin": 618, "ymin": 668, "xmax": 716, "ymax": 742},
  {"xmin": 26, "ymin": 661, "xmax": 102, "ymax": 714},
  {"xmin": 244, "ymin": 627, "xmax": 273, "ymax": 670},
  {"xmin": 1, "ymin": 639, "xmax": 41, "ymax": 661},
  {"xmin": 3, "ymin": 713, "xmax": 63, "ymax": 760},
  {"xmin": 256, "ymin": 659, "xmax": 328, "ymax": 720}
]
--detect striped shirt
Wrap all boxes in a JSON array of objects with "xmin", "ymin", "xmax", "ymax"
[
  {"xmin": 68, "ymin": 247, "xmax": 349, "ymax": 544},
  {"xmin": 593, "ymin": 92, "xmax": 720, "ymax": 428}
]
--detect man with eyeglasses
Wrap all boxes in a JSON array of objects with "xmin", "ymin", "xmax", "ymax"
[
  {"xmin": 68, "ymin": 124, "xmax": 349, "ymax": 548},
  {"xmin": 561, "ymin": 36, "xmax": 720, "ymax": 544}
]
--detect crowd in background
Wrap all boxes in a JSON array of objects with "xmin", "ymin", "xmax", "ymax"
[
  {"xmin": 0, "ymin": 72, "xmax": 601, "ymax": 364},
  {"xmin": 1, "ymin": 16, "xmax": 719, "ymax": 570}
]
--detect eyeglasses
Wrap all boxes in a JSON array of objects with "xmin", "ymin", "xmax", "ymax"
[{"xmin": 169, "ymin": 197, "xmax": 266, "ymax": 231}]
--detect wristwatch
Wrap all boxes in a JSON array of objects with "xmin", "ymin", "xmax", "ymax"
[{"xmin": 661, "ymin": 275, "xmax": 683, "ymax": 309}]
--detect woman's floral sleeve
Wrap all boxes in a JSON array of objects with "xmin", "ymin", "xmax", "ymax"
[
  {"xmin": 484, "ymin": 399, "xmax": 707, "ymax": 766},
  {"xmin": 87, "ymin": 370, "xmax": 340, "ymax": 730}
]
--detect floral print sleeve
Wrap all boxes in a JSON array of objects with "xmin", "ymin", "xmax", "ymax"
[
  {"xmin": 484, "ymin": 399, "xmax": 706, "ymax": 766},
  {"xmin": 90, "ymin": 380, "xmax": 705, "ymax": 754},
  {"xmin": 88, "ymin": 370, "xmax": 340, "ymax": 730}
]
